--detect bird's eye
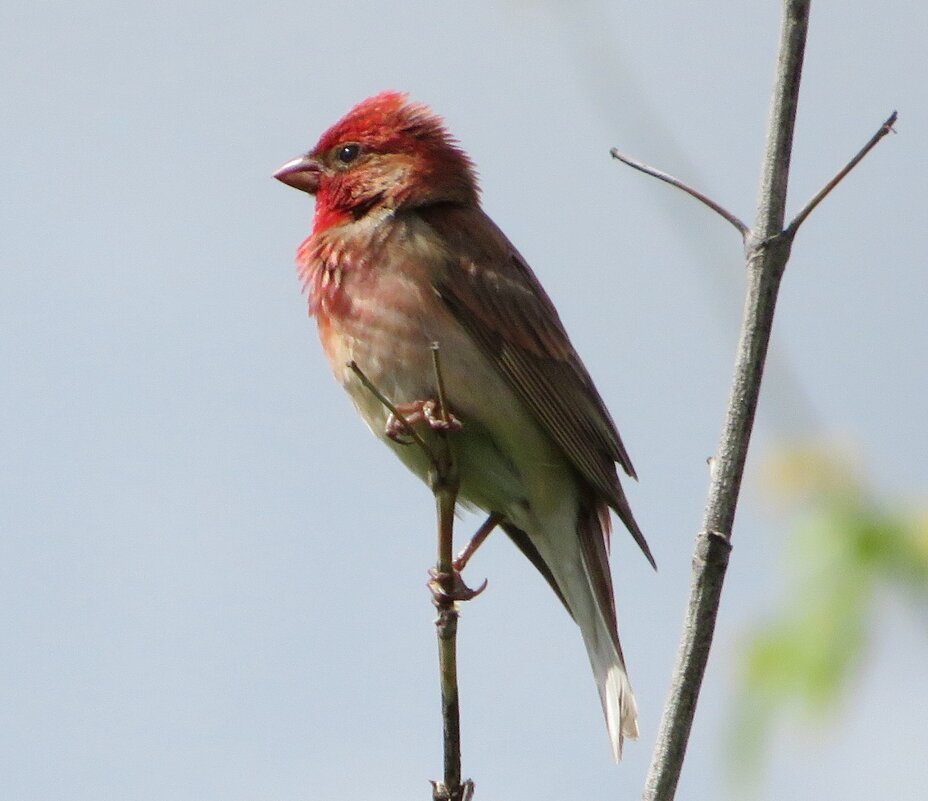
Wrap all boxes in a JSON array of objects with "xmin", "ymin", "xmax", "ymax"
[{"xmin": 336, "ymin": 143, "xmax": 361, "ymax": 164}]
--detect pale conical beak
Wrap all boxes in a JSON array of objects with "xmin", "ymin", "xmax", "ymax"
[{"xmin": 274, "ymin": 154, "xmax": 322, "ymax": 194}]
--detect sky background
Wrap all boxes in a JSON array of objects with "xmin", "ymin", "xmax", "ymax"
[{"xmin": 2, "ymin": 2, "xmax": 925, "ymax": 800}]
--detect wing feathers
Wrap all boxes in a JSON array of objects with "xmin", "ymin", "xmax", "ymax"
[{"xmin": 419, "ymin": 203, "xmax": 654, "ymax": 566}]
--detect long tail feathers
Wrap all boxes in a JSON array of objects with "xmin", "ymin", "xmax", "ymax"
[
  {"xmin": 514, "ymin": 500, "xmax": 639, "ymax": 760},
  {"xmin": 585, "ymin": 626, "xmax": 639, "ymax": 761},
  {"xmin": 571, "ymin": 502, "xmax": 639, "ymax": 761}
]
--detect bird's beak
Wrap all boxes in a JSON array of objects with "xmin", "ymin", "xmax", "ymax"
[{"xmin": 274, "ymin": 154, "xmax": 322, "ymax": 194}]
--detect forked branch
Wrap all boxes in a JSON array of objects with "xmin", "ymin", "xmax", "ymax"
[
  {"xmin": 607, "ymin": 3, "xmax": 897, "ymax": 800},
  {"xmin": 611, "ymin": 116, "xmax": 895, "ymax": 253}
]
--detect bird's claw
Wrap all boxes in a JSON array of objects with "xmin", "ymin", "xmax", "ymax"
[
  {"xmin": 386, "ymin": 399, "xmax": 462, "ymax": 444},
  {"xmin": 428, "ymin": 567, "xmax": 488, "ymax": 603},
  {"xmin": 421, "ymin": 399, "xmax": 463, "ymax": 432}
]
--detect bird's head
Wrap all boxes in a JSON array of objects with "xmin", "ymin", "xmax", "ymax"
[{"xmin": 275, "ymin": 91, "xmax": 479, "ymax": 231}]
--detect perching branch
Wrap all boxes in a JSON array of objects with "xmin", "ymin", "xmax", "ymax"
[
  {"xmin": 425, "ymin": 344, "xmax": 471, "ymax": 801},
  {"xmin": 348, "ymin": 353, "xmax": 475, "ymax": 801},
  {"xmin": 607, "ymin": 3, "xmax": 897, "ymax": 800}
]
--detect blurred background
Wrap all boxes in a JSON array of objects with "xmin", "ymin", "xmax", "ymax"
[{"xmin": 2, "ymin": 2, "xmax": 925, "ymax": 799}]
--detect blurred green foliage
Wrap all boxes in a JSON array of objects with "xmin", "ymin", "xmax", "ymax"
[{"xmin": 730, "ymin": 445, "xmax": 928, "ymax": 784}]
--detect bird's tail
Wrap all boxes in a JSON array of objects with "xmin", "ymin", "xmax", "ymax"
[
  {"xmin": 553, "ymin": 502, "xmax": 639, "ymax": 761},
  {"xmin": 578, "ymin": 600, "xmax": 639, "ymax": 761}
]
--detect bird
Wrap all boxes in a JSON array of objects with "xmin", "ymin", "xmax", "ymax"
[{"xmin": 274, "ymin": 91, "xmax": 654, "ymax": 761}]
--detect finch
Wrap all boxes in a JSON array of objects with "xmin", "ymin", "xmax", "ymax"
[{"xmin": 275, "ymin": 91, "xmax": 654, "ymax": 761}]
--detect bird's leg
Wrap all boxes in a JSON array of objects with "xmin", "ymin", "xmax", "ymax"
[
  {"xmin": 386, "ymin": 399, "xmax": 463, "ymax": 444},
  {"xmin": 453, "ymin": 513, "xmax": 501, "ymax": 572},
  {"xmin": 428, "ymin": 514, "xmax": 499, "ymax": 603}
]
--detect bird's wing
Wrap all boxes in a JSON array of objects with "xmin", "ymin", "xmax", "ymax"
[{"xmin": 419, "ymin": 204, "xmax": 654, "ymax": 567}]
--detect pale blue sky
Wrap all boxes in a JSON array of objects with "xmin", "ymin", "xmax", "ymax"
[{"xmin": 2, "ymin": 2, "xmax": 925, "ymax": 800}]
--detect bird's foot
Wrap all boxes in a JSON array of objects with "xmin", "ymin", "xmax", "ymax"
[
  {"xmin": 386, "ymin": 399, "xmax": 462, "ymax": 444},
  {"xmin": 428, "ymin": 567, "xmax": 488, "ymax": 603}
]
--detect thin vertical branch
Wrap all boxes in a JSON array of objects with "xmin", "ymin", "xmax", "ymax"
[
  {"xmin": 427, "ymin": 345, "xmax": 472, "ymax": 801},
  {"xmin": 624, "ymin": 102, "xmax": 898, "ymax": 801},
  {"xmin": 642, "ymin": 2, "xmax": 810, "ymax": 799},
  {"xmin": 349, "ymin": 355, "xmax": 472, "ymax": 801},
  {"xmin": 432, "ymin": 480, "xmax": 464, "ymax": 800},
  {"xmin": 752, "ymin": 0, "xmax": 810, "ymax": 243}
]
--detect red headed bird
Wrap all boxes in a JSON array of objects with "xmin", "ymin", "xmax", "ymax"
[{"xmin": 275, "ymin": 92, "xmax": 654, "ymax": 761}]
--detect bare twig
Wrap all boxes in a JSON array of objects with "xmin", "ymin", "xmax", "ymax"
[
  {"xmin": 642, "ymin": 4, "xmax": 809, "ymax": 798},
  {"xmin": 631, "ymin": 2, "xmax": 894, "ymax": 799},
  {"xmin": 348, "ymin": 352, "xmax": 473, "ymax": 801},
  {"xmin": 427, "ymin": 346, "xmax": 468, "ymax": 801},
  {"xmin": 427, "ymin": 347, "xmax": 472, "ymax": 801},
  {"xmin": 786, "ymin": 110, "xmax": 898, "ymax": 236},
  {"xmin": 431, "ymin": 476, "xmax": 466, "ymax": 801},
  {"xmin": 431, "ymin": 342, "xmax": 451, "ymax": 425},
  {"xmin": 610, "ymin": 148, "xmax": 749, "ymax": 237}
]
